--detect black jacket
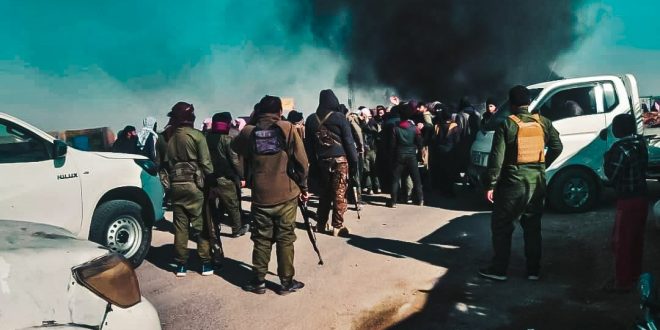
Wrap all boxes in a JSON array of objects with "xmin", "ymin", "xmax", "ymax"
[{"xmin": 305, "ymin": 90, "xmax": 359, "ymax": 167}]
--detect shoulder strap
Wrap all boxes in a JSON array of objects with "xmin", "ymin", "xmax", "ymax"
[
  {"xmin": 315, "ymin": 112, "xmax": 333, "ymax": 126},
  {"xmin": 508, "ymin": 114, "xmax": 521, "ymax": 123}
]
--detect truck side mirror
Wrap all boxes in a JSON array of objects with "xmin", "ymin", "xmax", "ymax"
[
  {"xmin": 599, "ymin": 128, "xmax": 608, "ymax": 141},
  {"xmin": 53, "ymin": 140, "xmax": 68, "ymax": 159}
]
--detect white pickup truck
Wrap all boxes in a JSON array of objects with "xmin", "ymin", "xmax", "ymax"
[
  {"xmin": 469, "ymin": 74, "xmax": 660, "ymax": 213},
  {"xmin": 0, "ymin": 112, "xmax": 164, "ymax": 266}
]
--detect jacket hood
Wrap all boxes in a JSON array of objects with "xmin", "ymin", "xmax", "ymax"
[{"xmin": 316, "ymin": 89, "xmax": 340, "ymax": 116}]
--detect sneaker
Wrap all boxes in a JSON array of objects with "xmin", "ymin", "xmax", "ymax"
[
  {"xmin": 527, "ymin": 271, "xmax": 540, "ymax": 281},
  {"xmin": 373, "ymin": 188, "xmax": 381, "ymax": 194},
  {"xmin": 242, "ymin": 280, "xmax": 267, "ymax": 294},
  {"xmin": 232, "ymin": 224, "xmax": 249, "ymax": 238},
  {"xmin": 478, "ymin": 267, "xmax": 507, "ymax": 281},
  {"xmin": 332, "ymin": 227, "xmax": 341, "ymax": 237},
  {"xmin": 338, "ymin": 226, "xmax": 350, "ymax": 237},
  {"xmin": 414, "ymin": 200, "xmax": 424, "ymax": 206},
  {"xmin": 387, "ymin": 201, "xmax": 397, "ymax": 208},
  {"xmin": 201, "ymin": 263, "xmax": 214, "ymax": 276},
  {"xmin": 277, "ymin": 279, "xmax": 305, "ymax": 296},
  {"xmin": 175, "ymin": 264, "xmax": 187, "ymax": 277}
]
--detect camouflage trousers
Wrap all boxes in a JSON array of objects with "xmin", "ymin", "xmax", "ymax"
[{"xmin": 317, "ymin": 156, "xmax": 349, "ymax": 229}]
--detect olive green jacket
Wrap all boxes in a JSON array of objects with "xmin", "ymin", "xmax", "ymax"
[
  {"xmin": 206, "ymin": 133, "xmax": 242, "ymax": 181},
  {"xmin": 166, "ymin": 126, "xmax": 214, "ymax": 177},
  {"xmin": 484, "ymin": 107, "xmax": 563, "ymax": 190}
]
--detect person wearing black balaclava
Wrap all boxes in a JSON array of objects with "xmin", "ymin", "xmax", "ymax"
[
  {"xmin": 165, "ymin": 101, "xmax": 214, "ymax": 277},
  {"xmin": 112, "ymin": 125, "xmax": 140, "ymax": 154},
  {"xmin": 455, "ymin": 97, "xmax": 481, "ymax": 181},
  {"xmin": 304, "ymin": 89, "xmax": 358, "ymax": 237}
]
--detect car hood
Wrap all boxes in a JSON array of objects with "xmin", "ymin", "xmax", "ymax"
[
  {"xmin": 0, "ymin": 220, "xmax": 111, "ymax": 328},
  {"xmin": 93, "ymin": 151, "xmax": 148, "ymax": 160}
]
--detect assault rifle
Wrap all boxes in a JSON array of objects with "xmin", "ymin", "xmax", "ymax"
[{"xmin": 298, "ymin": 201, "xmax": 324, "ymax": 265}]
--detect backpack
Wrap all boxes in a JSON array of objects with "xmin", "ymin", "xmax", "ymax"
[
  {"xmin": 247, "ymin": 122, "xmax": 305, "ymax": 185},
  {"xmin": 509, "ymin": 114, "xmax": 545, "ymax": 164},
  {"xmin": 251, "ymin": 123, "xmax": 286, "ymax": 155},
  {"xmin": 314, "ymin": 112, "xmax": 342, "ymax": 151}
]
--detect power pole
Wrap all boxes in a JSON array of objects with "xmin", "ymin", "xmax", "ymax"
[{"xmin": 348, "ymin": 73, "xmax": 355, "ymax": 111}]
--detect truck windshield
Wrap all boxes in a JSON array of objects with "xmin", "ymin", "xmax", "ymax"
[{"xmin": 482, "ymin": 88, "xmax": 543, "ymax": 131}]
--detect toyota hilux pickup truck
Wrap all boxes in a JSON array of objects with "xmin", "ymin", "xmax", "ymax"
[
  {"xmin": 469, "ymin": 74, "xmax": 660, "ymax": 213},
  {"xmin": 0, "ymin": 112, "xmax": 164, "ymax": 266}
]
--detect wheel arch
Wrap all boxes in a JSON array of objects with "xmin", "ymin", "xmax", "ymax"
[
  {"xmin": 548, "ymin": 164, "xmax": 603, "ymax": 192},
  {"xmin": 547, "ymin": 164, "xmax": 603, "ymax": 212},
  {"xmin": 93, "ymin": 186, "xmax": 156, "ymax": 232}
]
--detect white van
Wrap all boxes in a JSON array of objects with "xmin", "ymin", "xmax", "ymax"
[
  {"xmin": 469, "ymin": 74, "xmax": 648, "ymax": 213},
  {"xmin": 0, "ymin": 112, "xmax": 164, "ymax": 266}
]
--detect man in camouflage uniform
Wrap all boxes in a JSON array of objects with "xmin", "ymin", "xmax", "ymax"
[
  {"xmin": 232, "ymin": 95, "xmax": 309, "ymax": 295},
  {"xmin": 165, "ymin": 102, "xmax": 214, "ymax": 277},
  {"xmin": 305, "ymin": 89, "xmax": 358, "ymax": 237},
  {"xmin": 479, "ymin": 86, "xmax": 563, "ymax": 281}
]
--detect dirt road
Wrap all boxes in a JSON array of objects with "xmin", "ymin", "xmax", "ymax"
[{"xmin": 137, "ymin": 185, "xmax": 660, "ymax": 330}]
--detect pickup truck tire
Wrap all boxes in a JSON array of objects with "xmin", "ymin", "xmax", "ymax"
[
  {"xmin": 548, "ymin": 168, "xmax": 598, "ymax": 213},
  {"xmin": 89, "ymin": 200, "xmax": 151, "ymax": 268}
]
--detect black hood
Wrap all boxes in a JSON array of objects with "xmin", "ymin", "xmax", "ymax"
[{"xmin": 316, "ymin": 89, "xmax": 340, "ymax": 116}]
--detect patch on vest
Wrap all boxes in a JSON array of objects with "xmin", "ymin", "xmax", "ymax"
[{"xmin": 253, "ymin": 126, "xmax": 284, "ymax": 155}]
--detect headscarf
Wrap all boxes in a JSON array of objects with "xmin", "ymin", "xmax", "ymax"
[{"xmin": 138, "ymin": 116, "xmax": 158, "ymax": 148}]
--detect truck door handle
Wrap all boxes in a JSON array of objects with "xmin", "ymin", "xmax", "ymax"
[{"xmin": 599, "ymin": 129, "xmax": 608, "ymax": 141}]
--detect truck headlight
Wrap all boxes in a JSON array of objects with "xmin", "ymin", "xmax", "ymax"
[
  {"xmin": 134, "ymin": 159, "xmax": 158, "ymax": 176},
  {"xmin": 72, "ymin": 253, "xmax": 141, "ymax": 308}
]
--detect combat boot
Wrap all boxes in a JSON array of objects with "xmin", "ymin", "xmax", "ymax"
[
  {"xmin": 277, "ymin": 279, "xmax": 305, "ymax": 296},
  {"xmin": 242, "ymin": 279, "xmax": 266, "ymax": 294}
]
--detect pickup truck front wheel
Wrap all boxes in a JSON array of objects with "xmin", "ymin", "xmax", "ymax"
[
  {"xmin": 90, "ymin": 200, "xmax": 152, "ymax": 267},
  {"xmin": 548, "ymin": 168, "xmax": 598, "ymax": 213}
]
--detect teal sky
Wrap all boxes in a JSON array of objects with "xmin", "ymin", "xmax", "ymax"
[{"xmin": 0, "ymin": 1, "xmax": 658, "ymax": 131}]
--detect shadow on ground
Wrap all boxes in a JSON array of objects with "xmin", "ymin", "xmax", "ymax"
[{"xmin": 346, "ymin": 195, "xmax": 660, "ymax": 329}]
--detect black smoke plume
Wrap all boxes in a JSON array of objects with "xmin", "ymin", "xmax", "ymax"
[{"xmin": 291, "ymin": 0, "xmax": 586, "ymax": 101}]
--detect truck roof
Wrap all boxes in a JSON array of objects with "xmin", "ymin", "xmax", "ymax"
[{"xmin": 528, "ymin": 74, "xmax": 628, "ymax": 90}]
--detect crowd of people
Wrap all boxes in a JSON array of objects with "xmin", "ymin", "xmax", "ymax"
[{"xmin": 111, "ymin": 85, "xmax": 647, "ymax": 295}]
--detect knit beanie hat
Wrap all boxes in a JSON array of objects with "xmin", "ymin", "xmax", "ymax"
[
  {"xmin": 257, "ymin": 95, "xmax": 282, "ymax": 114},
  {"xmin": 509, "ymin": 85, "xmax": 531, "ymax": 107}
]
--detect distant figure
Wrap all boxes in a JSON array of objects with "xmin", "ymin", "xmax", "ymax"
[
  {"xmin": 482, "ymin": 97, "xmax": 498, "ymax": 126},
  {"xmin": 561, "ymin": 100, "xmax": 583, "ymax": 119},
  {"xmin": 112, "ymin": 125, "xmax": 140, "ymax": 154},
  {"xmin": 287, "ymin": 110, "xmax": 305, "ymax": 140},
  {"xmin": 138, "ymin": 117, "xmax": 158, "ymax": 161},
  {"xmin": 603, "ymin": 113, "xmax": 648, "ymax": 292}
]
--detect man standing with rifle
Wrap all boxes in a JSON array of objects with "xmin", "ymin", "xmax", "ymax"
[
  {"xmin": 232, "ymin": 95, "xmax": 309, "ymax": 295},
  {"xmin": 305, "ymin": 89, "xmax": 359, "ymax": 237}
]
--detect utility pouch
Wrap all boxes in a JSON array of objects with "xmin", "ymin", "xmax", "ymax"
[
  {"xmin": 509, "ymin": 114, "xmax": 545, "ymax": 164},
  {"xmin": 170, "ymin": 162, "xmax": 204, "ymax": 189}
]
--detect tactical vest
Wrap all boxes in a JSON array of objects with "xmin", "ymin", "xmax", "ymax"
[
  {"xmin": 314, "ymin": 112, "xmax": 342, "ymax": 151},
  {"xmin": 509, "ymin": 114, "xmax": 545, "ymax": 164}
]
